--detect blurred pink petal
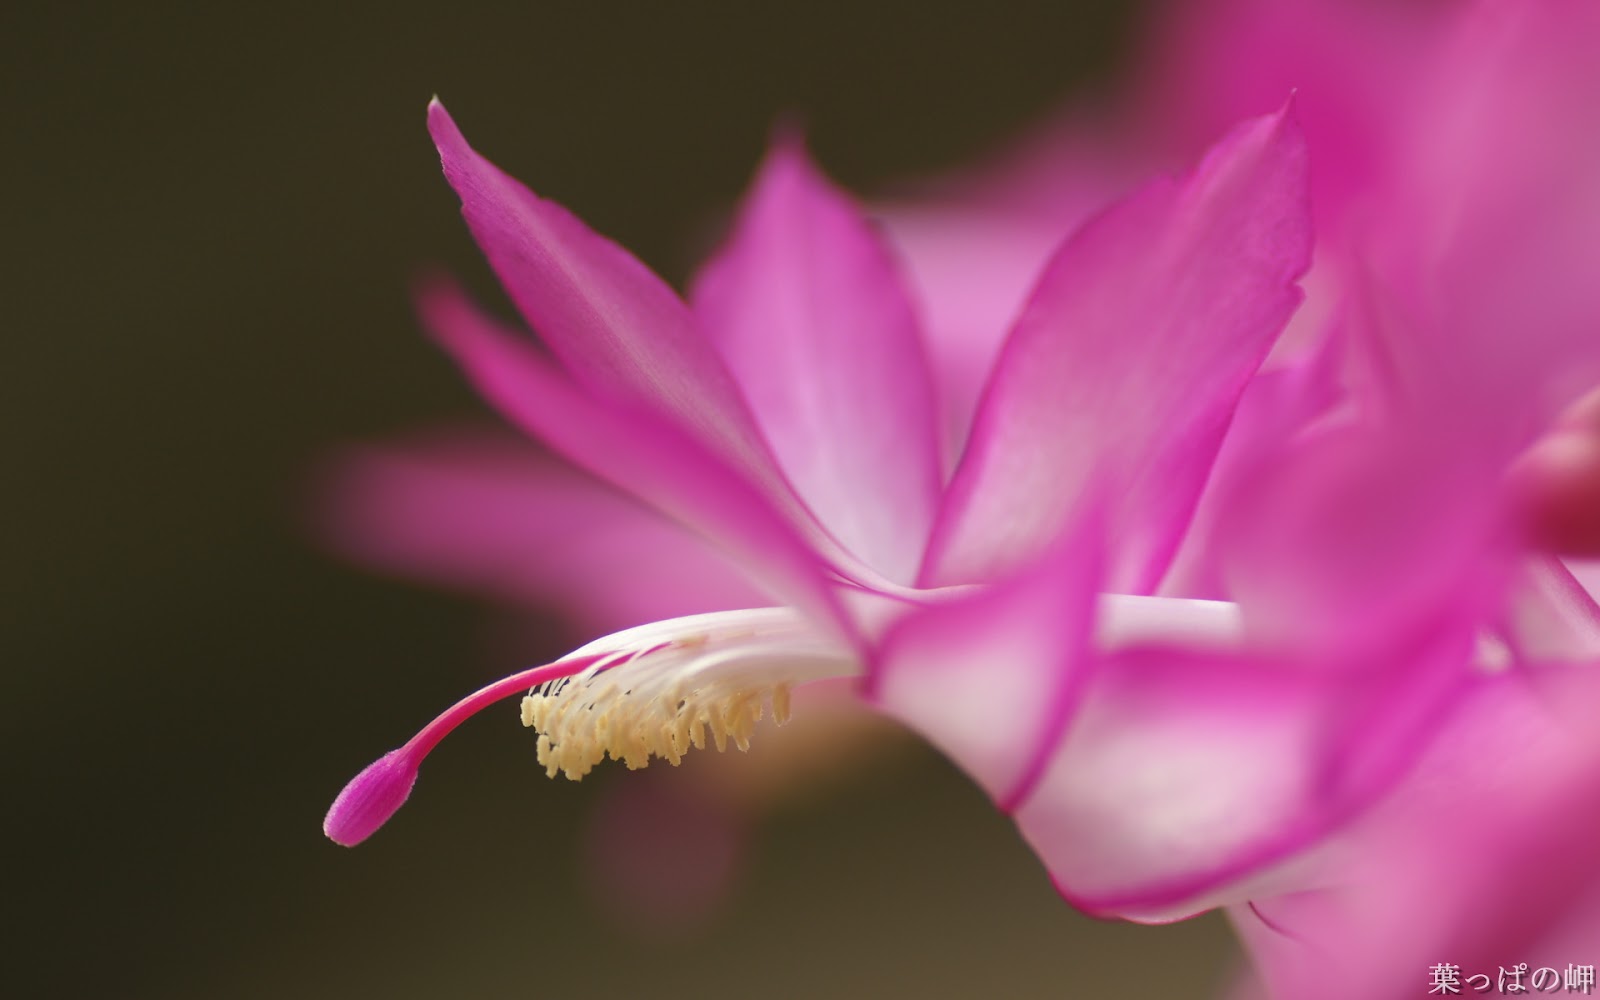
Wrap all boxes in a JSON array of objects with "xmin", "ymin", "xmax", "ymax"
[
  {"xmin": 1216, "ymin": 419, "xmax": 1512, "ymax": 654},
  {"xmin": 922, "ymin": 106, "xmax": 1311, "ymax": 592},
  {"xmin": 318, "ymin": 430, "xmax": 761, "ymax": 632},
  {"xmin": 692, "ymin": 137, "xmax": 942, "ymax": 582},
  {"xmin": 1368, "ymin": 0, "xmax": 1600, "ymax": 445},
  {"xmin": 874, "ymin": 209, "xmax": 1067, "ymax": 461},
  {"xmin": 418, "ymin": 278, "xmax": 847, "ymax": 629},
  {"xmin": 1134, "ymin": 0, "xmax": 1442, "ymax": 221},
  {"xmin": 1230, "ymin": 666, "xmax": 1600, "ymax": 1000}
]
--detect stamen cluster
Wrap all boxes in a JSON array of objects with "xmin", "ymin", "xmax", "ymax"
[{"xmin": 521, "ymin": 645, "xmax": 793, "ymax": 779}]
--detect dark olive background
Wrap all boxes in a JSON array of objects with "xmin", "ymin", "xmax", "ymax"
[{"xmin": 6, "ymin": 1, "xmax": 1236, "ymax": 996}]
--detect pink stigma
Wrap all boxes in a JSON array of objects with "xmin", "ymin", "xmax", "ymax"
[{"xmin": 323, "ymin": 655, "xmax": 599, "ymax": 846}]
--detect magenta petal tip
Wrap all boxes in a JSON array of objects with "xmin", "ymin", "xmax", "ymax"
[{"xmin": 324, "ymin": 750, "xmax": 420, "ymax": 847}]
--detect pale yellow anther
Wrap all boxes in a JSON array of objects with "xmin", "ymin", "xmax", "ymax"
[{"xmin": 519, "ymin": 641, "xmax": 800, "ymax": 780}]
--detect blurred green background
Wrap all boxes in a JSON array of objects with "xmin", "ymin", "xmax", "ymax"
[{"xmin": 6, "ymin": 1, "xmax": 1237, "ymax": 996}]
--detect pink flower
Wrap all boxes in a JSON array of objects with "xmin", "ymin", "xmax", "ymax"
[
  {"xmin": 324, "ymin": 5, "xmax": 1600, "ymax": 994},
  {"xmin": 323, "ymin": 95, "xmax": 1320, "ymax": 907}
]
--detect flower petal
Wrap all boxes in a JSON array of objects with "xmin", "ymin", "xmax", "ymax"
[
  {"xmin": 1230, "ymin": 666, "xmax": 1600, "ymax": 1000},
  {"xmin": 1159, "ymin": 328, "xmax": 1344, "ymax": 599},
  {"xmin": 426, "ymin": 101, "xmax": 789, "ymax": 508},
  {"xmin": 1216, "ymin": 419, "xmax": 1510, "ymax": 654},
  {"xmin": 418, "ymin": 279, "xmax": 848, "ymax": 635},
  {"xmin": 866, "ymin": 502, "xmax": 1106, "ymax": 807},
  {"xmin": 316, "ymin": 430, "xmax": 762, "ymax": 632},
  {"xmin": 1368, "ymin": 1, "xmax": 1600, "ymax": 446},
  {"xmin": 921, "ymin": 106, "xmax": 1312, "ymax": 591},
  {"xmin": 1012, "ymin": 619, "xmax": 1476, "ymax": 922},
  {"xmin": 691, "ymin": 137, "xmax": 943, "ymax": 583},
  {"xmin": 874, "ymin": 209, "xmax": 1068, "ymax": 465},
  {"xmin": 1133, "ymin": 0, "xmax": 1438, "ymax": 222}
]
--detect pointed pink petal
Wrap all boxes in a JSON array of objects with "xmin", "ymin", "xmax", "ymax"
[
  {"xmin": 691, "ymin": 138, "xmax": 942, "ymax": 583},
  {"xmin": 921, "ymin": 107, "xmax": 1312, "ymax": 591},
  {"xmin": 426, "ymin": 101, "xmax": 787, "ymax": 504},
  {"xmin": 418, "ymin": 279, "xmax": 847, "ymax": 636},
  {"xmin": 865, "ymin": 502, "xmax": 1105, "ymax": 808},
  {"xmin": 316, "ymin": 430, "xmax": 763, "ymax": 632}
]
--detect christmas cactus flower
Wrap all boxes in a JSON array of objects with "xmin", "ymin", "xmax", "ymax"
[
  {"xmin": 324, "ymin": 4, "xmax": 1600, "ymax": 994},
  {"xmin": 324, "ymin": 96, "xmax": 1331, "ymax": 913}
]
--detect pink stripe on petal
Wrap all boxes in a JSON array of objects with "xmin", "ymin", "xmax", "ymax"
[
  {"xmin": 426, "ymin": 101, "xmax": 790, "ymax": 509},
  {"xmin": 921, "ymin": 106, "xmax": 1312, "ymax": 592},
  {"xmin": 418, "ymin": 279, "xmax": 849, "ymax": 640},
  {"xmin": 692, "ymin": 137, "xmax": 942, "ymax": 584}
]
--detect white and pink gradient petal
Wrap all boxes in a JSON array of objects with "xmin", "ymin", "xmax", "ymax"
[
  {"xmin": 867, "ymin": 501, "xmax": 1106, "ymax": 808},
  {"xmin": 427, "ymin": 102, "xmax": 809, "ymax": 540},
  {"xmin": 1013, "ymin": 614, "xmax": 1477, "ymax": 924},
  {"xmin": 418, "ymin": 280, "xmax": 851, "ymax": 631},
  {"xmin": 692, "ymin": 136, "xmax": 943, "ymax": 585},
  {"xmin": 921, "ymin": 106, "xmax": 1312, "ymax": 594}
]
